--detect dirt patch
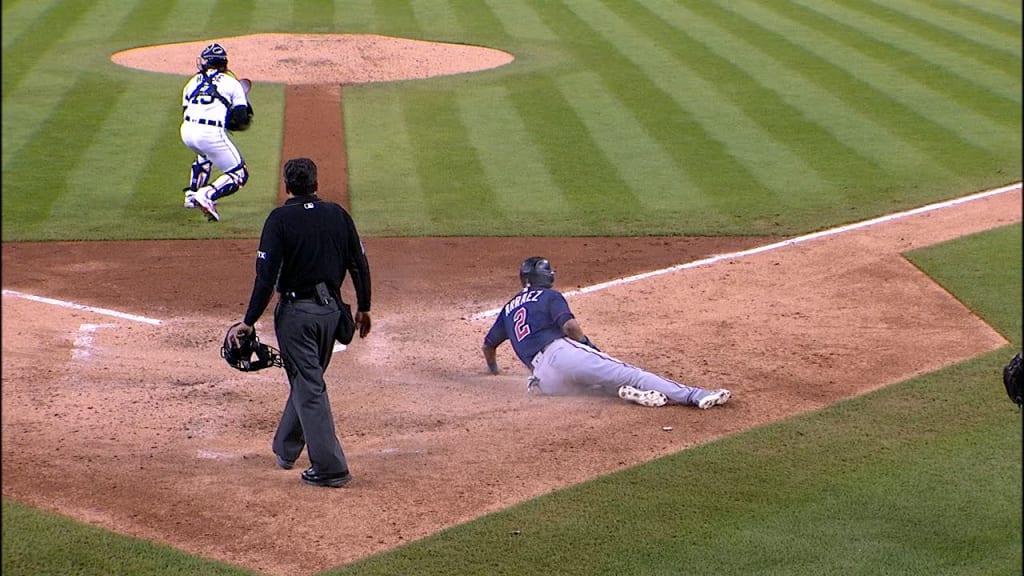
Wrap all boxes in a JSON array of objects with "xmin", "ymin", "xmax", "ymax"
[
  {"xmin": 111, "ymin": 33, "xmax": 514, "ymax": 85},
  {"xmin": 1, "ymin": 34, "xmax": 1020, "ymax": 576}
]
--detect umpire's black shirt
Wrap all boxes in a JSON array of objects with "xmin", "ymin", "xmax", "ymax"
[{"xmin": 242, "ymin": 194, "xmax": 371, "ymax": 326}]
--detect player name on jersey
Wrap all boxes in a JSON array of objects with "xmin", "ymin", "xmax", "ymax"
[{"xmin": 503, "ymin": 289, "xmax": 543, "ymax": 316}]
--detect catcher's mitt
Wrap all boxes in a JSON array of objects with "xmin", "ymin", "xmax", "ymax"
[
  {"xmin": 226, "ymin": 104, "xmax": 253, "ymax": 131},
  {"xmin": 221, "ymin": 322, "xmax": 283, "ymax": 372},
  {"xmin": 1004, "ymin": 351, "xmax": 1022, "ymax": 407}
]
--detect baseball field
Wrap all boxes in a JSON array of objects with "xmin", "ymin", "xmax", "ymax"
[{"xmin": 2, "ymin": 1, "xmax": 1021, "ymax": 575}]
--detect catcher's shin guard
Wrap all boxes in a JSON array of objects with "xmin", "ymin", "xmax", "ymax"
[
  {"xmin": 188, "ymin": 158, "xmax": 212, "ymax": 191},
  {"xmin": 208, "ymin": 163, "xmax": 249, "ymax": 201}
]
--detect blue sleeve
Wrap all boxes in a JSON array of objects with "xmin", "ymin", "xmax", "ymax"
[
  {"xmin": 483, "ymin": 314, "xmax": 508, "ymax": 348},
  {"xmin": 549, "ymin": 292, "xmax": 574, "ymax": 328}
]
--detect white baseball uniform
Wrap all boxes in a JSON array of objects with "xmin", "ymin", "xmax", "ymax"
[{"xmin": 180, "ymin": 68, "xmax": 250, "ymax": 208}]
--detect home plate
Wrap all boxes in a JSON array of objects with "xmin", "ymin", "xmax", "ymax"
[{"xmin": 196, "ymin": 450, "xmax": 241, "ymax": 461}]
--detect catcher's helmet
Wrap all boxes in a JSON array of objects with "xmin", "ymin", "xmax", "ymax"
[
  {"xmin": 198, "ymin": 43, "xmax": 228, "ymax": 69},
  {"xmin": 519, "ymin": 256, "xmax": 555, "ymax": 288},
  {"xmin": 221, "ymin": 323, "xmax": 283, "ymax": 372}
]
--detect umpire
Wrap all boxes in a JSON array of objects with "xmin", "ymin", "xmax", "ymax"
[{"xmin": 229, "ymin": 157, "xmax": 371, "ymax": 488}]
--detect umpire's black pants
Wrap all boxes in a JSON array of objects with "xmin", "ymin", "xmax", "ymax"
[{"xmin": 271, "ymin": 298, "xmax": 348, "ymax": 475}]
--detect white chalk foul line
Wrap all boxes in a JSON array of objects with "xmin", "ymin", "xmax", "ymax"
[
  {"xmin": 1, "ymin": 289, "xmax": 163, "ymax": 325},
  {"xmin": 468, "ymin": 181, "xmax": 1022, "ymax": 321}
]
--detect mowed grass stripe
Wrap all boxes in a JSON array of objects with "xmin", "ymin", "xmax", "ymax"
[
  {"xmin": 1, "ymin": 0, "xmax": 62, "ymax": 50},
  {"xmin": 401, "ymin": 90, "xmax": 510, "ymax": 231},
  {"xmin": 967, "ymin": 0, "xmax": 1024, "ymax": 27},
  {"xmin": 526, "ymin": 0, "xmax": 766, "ymax": 219},
  {"xmin": 792, "ymin": 0, "xmax": 1022, "ymax": 130},
  {"xmin": 345, "ymin": 87, "xmax": 430, "ymax": 235},
  {"xmin": 1, "ymin": 0, "xmax": 132, "ymax": 170},
  {"xmin": 3, "ymin": 76, "xmax": 125, "ymax": 234},
  {"xmin": 205, "ymin": 0, "xmax": 260, "ymax": 34},
  {"xmin": 871, "ymin": 0, "xmax": 1022, "ymax": 62},
  {"xmin": 766, "ymin": 0, "xmax": 1019, "ymax": 152},
  {"xmin": 291, "ymin": 0, "xmax": 335, "ymax": 31},
  {"xmin": 933, "ymin": 0, "xmax": 1023, "ymax": 37},
  {"xmin": 649, "ymin": 1, "xmax": 943, "ymax": 182},
  {"xmin": 411, "ymin": 1, "xmax": 459, "ymax": 38},
  {"xmin": 449, "ymin": 0, "xmax": 509, "ymax": 44},
  {"xmin": 564, "ymin": 0, "xmax": 815, "ymax": 205},
  {"xmin": 328, "ymin": 0, "xmax": 375, "ymax": 31},
  {"xmin": 1, "ymin": 0, "xmax": 94, "ymax": 99},
  {"xmin": 457, "ymin": 86, "xmax": 572, "ymax": 220},
  {"xmin": 157, "ymin": 0, "xmax": 216, "ymax": 38},
  {"xmin": 695, "ymin": 2, "xmax": 991, "ymax": 178},
  {"xmin": 727, "ymin": 1, "xmax": 1001, "ymax": 166},
  {"xmin": 507, "ymin": 75, "xmax": 644, "ymax": 224},
  {"xmin": 42, "ymin": 78, "xmax": 175, "ymax": 235},
  {"xmin": 800, "ymin": 0, "xmax": 1021, "ymax": 102},
  {"xmin": 371, "ymin": 0, "xmax": 421, "ymax": 39},
  {"xmin": 107, "ymin": 0, "xmax": 177, "ymax": 45},
  {"xmin": 608, "ymin": 0, "xmax": 880, "ymax": 199},
  {"xmin": 556, "ymin": 71, "xmax": 709, "ymax": 214},
  {"xmin": 483, "ymin": 0, "xmax": 559, "ymax": 42}
]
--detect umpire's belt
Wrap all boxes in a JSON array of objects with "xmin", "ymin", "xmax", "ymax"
[
  {"xmin": 184, "ymin": 115, "xmax": 223, "ymax": 128},
  {"xmin": 280, "ymin": 289, "xmax": 318, "ymax": 302}
]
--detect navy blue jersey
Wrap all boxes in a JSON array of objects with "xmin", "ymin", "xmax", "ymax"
[{"xmin": 484, "ymin": 287, "xmax": 575, "ymax": 367}]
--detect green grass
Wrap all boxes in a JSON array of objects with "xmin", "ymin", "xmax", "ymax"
[
  {"xmin": 907, "ymin": 224, "xmax": 1023, "ymax": 345},
  {"xmin": 1, "ymin": 500, "xmax": 257, "ymax": 576},
  {"xmin": 2, "ymin": 0, "xmax": 1020, "ymax": 240}
]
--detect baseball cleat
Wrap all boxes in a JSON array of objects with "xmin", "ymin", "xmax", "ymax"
[
  {"xmin": 618, "ymin": 386, "xmax": 668, "ymax": 407},
  {"xmin": 183, "ymin": 191, "xmax": 198, "ymax": 209},
  {"xmin": 697, "ymin": 389, "xmax": 731, "ymax": 410},
  {"xmin": 192, "ymin": 188, "xmax": 220, "ymax": 221}
]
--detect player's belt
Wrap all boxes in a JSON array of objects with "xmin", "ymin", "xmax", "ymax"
[{"xmin": 184, "ymin": 115, "xmax": 223, "ymax": 127}]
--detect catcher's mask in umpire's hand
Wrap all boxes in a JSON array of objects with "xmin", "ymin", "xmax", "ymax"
[{"xmin": 221, "ymin": 323, "xmax": 283, "ymax": 372}]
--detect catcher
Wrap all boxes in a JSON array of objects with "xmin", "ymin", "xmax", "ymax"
[
  {"xmin": 482, "ymin": 256, "xmax": 731, "ymax": 409},
  {"xmin": 179, "ymin": 42, "xmax": 254, "ymax": 222}
]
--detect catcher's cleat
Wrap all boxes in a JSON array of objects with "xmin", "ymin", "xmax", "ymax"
[
  {"xmin": 183, "ymin": 190, "xmax": 198, "ymax": 209},
  {"xmin": 192, "ymin": 188, "xmax": 220, "ymax": 221},
  {"xmin": 618, "ymin": 386, "xmax": 668, "ymax": 407},
  {"xmin": 696, "ymin": 389, "xmax": 731, "ymax": 410}
]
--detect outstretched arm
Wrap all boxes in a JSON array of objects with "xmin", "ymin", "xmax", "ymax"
[{"xmin": 482, "ymin": 344, "xmax": 500, "ymax": 375}]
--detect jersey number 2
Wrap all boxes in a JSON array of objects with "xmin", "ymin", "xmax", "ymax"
[{"xmin": 513, "ymin": 308, "xmax": 531, "ymax": 341}]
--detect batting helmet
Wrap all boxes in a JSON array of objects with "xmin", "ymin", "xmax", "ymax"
[
  {"xmin": 198, "ymin": 43, "xmax": 228, "ymax": 69},
  {"xmin": 519, "ymin": 256, "xmax": 555, "ymax": 288}
]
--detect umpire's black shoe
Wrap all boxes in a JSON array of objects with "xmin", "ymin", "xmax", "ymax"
[
  {"xmin": 275, "ymin": 453, "xmax": 295, "ymax": 470},
  {"xmin": 301, "ymin": 467, "xmax": 352, "ymax": 488}
]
